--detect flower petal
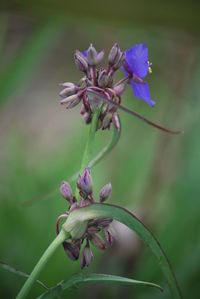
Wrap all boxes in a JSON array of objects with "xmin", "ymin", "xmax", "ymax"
[
  {"xmin": 131, "ymin": 81, "xmax": 155, "ymax": 107},
  {"xmin": 125, "ymin": 44, "xmax": 149, "ymax": 78}
]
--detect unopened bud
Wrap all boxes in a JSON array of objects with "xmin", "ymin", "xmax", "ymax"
[
  {"xmin": 113, "ymin": 82, "xmax": 127, "ymax": 95},
  {"xmin": 81, "ymin": 242, "xmax": 94, "ymax": 269},
  {"xmin": 60, "ymin": 82, "xmax": 75, "ymax": 88},
  {"xmin": 104, "ymin": 225, "xmax": 116, "ymax": 246},
  {"xmin": 95, "ymin": 218, "xmax": 113, "ymax": 227},
  {"xmin": 102, "ymin": 113, "xmax": 112, "ymax": 130},
  {"xmin": 99, "ymin": 183, "xmax": 112, "ymax": 202},
  {"xmin": 98, "ymin": 69, "xmax": 108, "ymax": 87},
  {"xmin": 74, "ymin": 50, "xmax": 88, "ymax": 72},
  {"xmin": 112, "ymin": 113, "xmax": 120, "ymax": 132},
  {"xmin": 96, "ymin": 50, "xmax": 104, "ymax": 64},
  {"xmin": 77, "ymin": 167, "xmax": 93, "ymax": 195},
  {"xmin": 87, "ymin": 44, "xmax": 98, "ymax": 66},
  {"xmin": 59, "ymin": 86, "xmax": 76, "ymax": 98},
  {"xmin": 89, "ymin": 233, "xmax": 106, "ymax": 250},
  {"xmin": 80, "ymin": 198, "xmax": 90, "ymax": 207},
  {"xmin": 83, "ymin": 112, "xmax": 92, "ymax": 124},
  {"xmin": 60, "ymin": 94, "xmax": 81, "ymax": 109},
  {"xmin": 108, "ymin": 43, "xmax": 120, "ymax": 66},
  {"xmin": 60, "ymin": 181, "xmax": 73, "ymax": 202},
  {"xmin": 63, "ymin": 241, "xmax": 80, "ymax": 261},
  {"xmin": 113, "ymin": 51, "xmax": 125, "ymax": 70}
]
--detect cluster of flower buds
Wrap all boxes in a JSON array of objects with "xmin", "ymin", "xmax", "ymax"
[
  {"xmin": 58, "ymin": 167, "xmax": 115, "ymax": 269},
  {"xmin": 59, "ymin": 43, "xmax": 154, "ymax": 133}
]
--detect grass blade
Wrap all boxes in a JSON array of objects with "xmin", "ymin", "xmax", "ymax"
[{"xmin": 37, "ymin": 273, "xmax": 163, "ymax": 299}]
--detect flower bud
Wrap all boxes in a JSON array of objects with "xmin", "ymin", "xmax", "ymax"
[
  {"xmin": 80, "ymin": 198, "xmax": 90, "ymax": 207},
  {"xmin": 112, "ymin": 113, "xmax": 120, "ymax": 132},
  {"xmin": 81, "ymin": 242, "xmax": 94, "ymax": 269},
  {"xmin": 113, "ymin": 51, "xmax": 125, "ymax": 70},
  {"xmin": 60, "ymin": 94, "xmax": 81, "ymax": 108},
  {"xmin": 59, "ymin": 86, "xmax": 76, "ymax": 98},
  {"xmin": 113, "ymin": 82, "xmax": 127, "ymax": 95},
  {"xmin": 99, "ymin": 183, "xmax": 112, "ymax": 202},
  {"xmin": 83, "ymin": 112, "xmax": 92, "ymax": 124},
  {"xmin": 108, "ymin": 43, "xmax": 120, "ymax": 66},
  {"xmin": 89, "ymin": 233, "xmax": 106, "ymax": 250},
  {"xmin": 74, "ymin": 50, "xmax": 88, "ymax": 72},
  {"xmin": 95, "ymin": 218, "xmax": 113, "ymax": 227},
  {"xmin": 86, "ymin": 44, "xmax": 98, "ymax": 66},
  {"xmin": 96, "ymin": 50, "xmax": 104, "ymax": 64},
  {"xmin": 60, "ymin": 82, "xmax": 75, "ymax": 88},
  {"xmin": 102, "ymin": 113, "xmax": 112, "ymax": 130},
  {"xmin": 104, "ymin": 225, "xmax": 116, "ymax": 246},
  {"xmin": 60, "ymin": 181, "xmax": 73, "ymax": 202},
  {"xmin": 63, "ymin": 241, "xmax": 80, "ymax": 261},
  {"xmin": 77, "ymin": 167, "xmax": 93, "ymax": 195},
  {"xmin": 98, "ymin": 69, "xmax": 108, "ymax": 87}
]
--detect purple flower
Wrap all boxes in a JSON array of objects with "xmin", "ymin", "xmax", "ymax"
[{"xmin": 122, "ymin": 44, "xmax": 155, "ymax": 107}]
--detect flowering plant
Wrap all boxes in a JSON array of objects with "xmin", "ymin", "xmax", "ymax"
[{"xmin": 15, "ymin": 43, "xmax": 183, "ymax": 299}]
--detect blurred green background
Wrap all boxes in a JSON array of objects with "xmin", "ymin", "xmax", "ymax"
[{"xmin": 0, "ymin": 1, "xmax": 200, "ymax": 298}]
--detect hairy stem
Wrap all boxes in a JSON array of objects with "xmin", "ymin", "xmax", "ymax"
[
  {"xmin": 75, "ymin": 109, "xmax": 100, "ymax": 199},
  {"xmin": 16, "ymin": 230, "xmax": 70, "ymax": 299}
]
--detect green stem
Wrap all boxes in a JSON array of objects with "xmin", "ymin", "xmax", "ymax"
[
  {"xmin": 75, "ymin": 109, "xmax": 100, "ymax": 199},
  {"xmin": 16, "ymin": 229, "xmax": 70, "ymax": 299}
]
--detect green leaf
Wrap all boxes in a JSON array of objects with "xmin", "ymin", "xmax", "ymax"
[
  {"xmin": 0, "ymin": 261, "xmax": 48, "ymax": 290},
  {"xmin": 37, "ymin": 273, "xmax": 163, "ymax": 299},
  {"xmin": 63, "ymin": 203, "xmax": 183, "ymax": 299},
  {"xmin": 22, "ymin": 124, "xmax": 121, "ymax": 208}
]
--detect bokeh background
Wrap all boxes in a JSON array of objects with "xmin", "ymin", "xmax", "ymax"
[{"xmin": 0, "ymin": 1, "xmax": 200, "ymax": 298}]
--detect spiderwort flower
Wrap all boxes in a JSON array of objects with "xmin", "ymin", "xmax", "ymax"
[
  {"xmin": 59, "ymin": 43, "xmax": 169, "ymax": 134},
  {"xmin": 122, "ymin": 44, "xmax": 155, "ymax": 107}
]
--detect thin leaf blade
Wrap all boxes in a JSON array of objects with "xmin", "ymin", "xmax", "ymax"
[{"xmin": 37, "ymin": 273, "xmax": 163, "ymax": 299}]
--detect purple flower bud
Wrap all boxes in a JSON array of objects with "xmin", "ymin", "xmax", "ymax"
[
  {"xmin": 96, "ymin": 50, "xmax": 104, "ymax": 64},
  {"xmin": 78, "ymin": 167, "xmax": 93, "ymax": 195},
  {"xmin": 112, "ymin": 113, "xmax": 120, "ymax": 132},
  {"xmin": 89, "ymin": 233, "xmax": 106, "ymax": 250},
  {"xmin": 86, "ymin": 44, "xmax": 98, "ymax": 66},
  {"xmin": 74, "ymin": 50, "xmax": 88, "ymax": 72},
  {"xmin": 113, "ymin": 82, "xmax": 127, "ymax": 96},
  {"xmin": 60, "ymin": 181, "xmax": 73, "ymax": 202},
  {"xmin": 63, "ymin": 241, "xmax": 80, "ymax": 261},
  {"xmin": 60, "ymin": 82, "xmax": 75, "ymax": 88},
  {"xmin": 113, "ymin": 51, "xmax": 125, "ymax": 70},
  {"xmin": 60, "ymin": 94, "xmax": 81, "ymax": 108},
  {"xmin": 102, "ymin": 113, "xmax": 112, "ymax": 130},
  {"xmin": 108, "ymin": 43, "xmax": 120, "ymax": 66},
  {"xmin": 59, "ymin": 86, "xmax": 76, "ymax": 98},
  {"xmin": 95, "ymin": 217, "xmax": 113, "ymax": 227},
  {"xmin": 80, "ymin": 198, "xmax": 90, "ymax": 207},
  {"xmin": 98, "ymin": 69, "xmax": 108, "ymax": 87},
  {"xmin": 83, "ymin": 112, "xmax": 92, "ymax": 124},
  {"xmin": 104, "ymin": 225, "xmax": 116, "ymax": 246},
  {"xmin": 99, "ymin": 183, "xmax": 112, "ymax": 202},
  {"xmin": 81, "ymin": 242, "xmax": 94, "ymax": 269}
]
